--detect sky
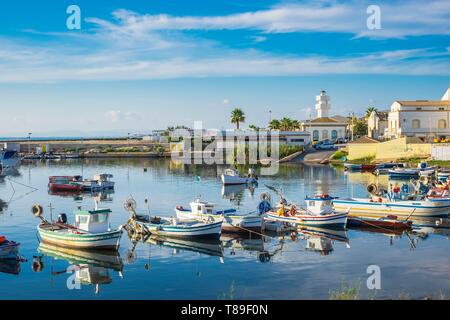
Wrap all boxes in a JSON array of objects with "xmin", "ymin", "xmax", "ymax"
[{"xmin": 0, "ymin": 0, "xmax": 449, "ymax": 137}]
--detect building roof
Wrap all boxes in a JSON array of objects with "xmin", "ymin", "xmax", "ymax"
[
  {"xmin": 303, "ymin": 116, "xmax": 348, "ymax": 124},
  {"xmin": 396, "ymin": 100, "xmax": 450, "ymax": 106},
  {"xmin": 349, "ymin": 136, "xmax": 380, "ymax": 144},
  {"xmin": 373, "ymin": 110, "xmax": 388, "ymax": 120}
]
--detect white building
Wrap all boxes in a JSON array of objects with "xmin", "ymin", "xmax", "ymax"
[
  {"xmin": 388, "ymin": 87, "xmax": 450, "ymax": 140},
  {"xmin": 301, "ymin": 90, "xmax": 349, "ymax": 142},
  {"xmin": 367, "ymin": 110, "xmax": 388, "ymax": 140}
]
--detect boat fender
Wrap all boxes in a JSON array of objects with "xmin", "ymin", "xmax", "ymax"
[
  {"xmin": 31, "ymin": 204, "xmax": 43, "ymax": 218},
  {"xmin": 378, "ymin": 197, "xmax": 383, "ymax": 203},
  {"xmin": 32, "ymin": 256, "xmax": 44, "ymax": 273},
  {"xmin": 0, "ymin": 236, "xmax": 6, "ymax": 244},
  {"xmin": 367, "ymin": 184, "xmax": 378, "ymax": 195}
]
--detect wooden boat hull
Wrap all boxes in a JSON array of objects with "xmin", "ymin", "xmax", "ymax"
[
  {"xmin": 175, "ymin": 208, "xmax": 263, "ymax": 232},
  {"xmin": 333, "ymin": 198, "xmax": 450, "ymax": 218},
  {"xmin": 37, "ymin": 226, "xmax": 122, "ymax": 250},
  {"xmin": 264, "ymin": 211, "xmax": 348, "ymax": 228},
  {"xmin": 135, "ymin": 220, "xmax": 222, "ymax": 239},
  {"xmin": 0, "ymin": 241, "xmax": 20, "ymax": 260},
  {"xmin": 48, "ymin": 183, "xmax": 83, "ymax": 192}
]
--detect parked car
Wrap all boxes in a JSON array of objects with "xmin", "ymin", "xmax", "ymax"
[{"xmin": 316, "ymin": 143, "xmax": 335, "ymax": 150}]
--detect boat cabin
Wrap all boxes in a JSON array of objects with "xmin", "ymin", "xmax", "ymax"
[
  {"xmin": 189, "ymin": 200, "xmax": 217, "ymax": 215},
  {"xmin": 224, "ymin": 168, "xmax": 239, "ymax": 177},
  {"xmin": 94, "ymin": 173, "xmax": 113, "ymax": 182},
  {"xmin": 305, "ymin": 195, "xmax": 334, "ymax": 215},
  {"xmin": 74, "ymin": 208, "xmax": 112, "ymax": 233}
]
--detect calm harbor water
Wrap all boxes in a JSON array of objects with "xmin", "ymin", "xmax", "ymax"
[{"xmin": 1, "ymin": 159, "xmax": 449, "ymax": 300}]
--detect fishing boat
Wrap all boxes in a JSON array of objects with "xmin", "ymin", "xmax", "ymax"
[
  {"xmin": 34, "ymin": 202, "xmax": 123, "ymax": 250},
  {"xmin": 130, "ymin": 216, "xmax": 223, "ymax": 239},
  {"xmin": 264, "ymin": 194, "xmax": 348, "ymax": 228},
  {"xmin": 221, "ymin": 168, "xmax": 258, "ymax": 185},
  {"xmin": 333, "ymin": 196, "xmax": 450, "ymax": 218},
  {"xmin": 175, "ymin": 198, "xmax": 263, "ymax": 233},
  {"xmin": 388, "ymin": 162, "xmax": 437, "ymax": 179},
  {"xmin": 125, "ymin": 198, "xmax": 223, "ymax": 239},
  {"xmin": 48, "ymin": 175, "xmax": 83, "ymax": 192},
  {"xmin": 94, "ymin": 173, "xmax": 115, "ymax": 189},
  {"xmin": 344, "ymin": 163, "xmax": 376, "ymax": 171},
  {"xmin": 0, "ymin": 236, "xmax": 20, "ymax": 260}
]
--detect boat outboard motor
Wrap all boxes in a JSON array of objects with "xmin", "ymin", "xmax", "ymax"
[{"xmin": 57, "ymin": 213, "xmax": 67, "ymax": 224}]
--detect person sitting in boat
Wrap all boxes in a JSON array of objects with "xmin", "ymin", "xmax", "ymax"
[
  {"xmin": 277, "ymin": 205, "xmax": 286, "ymax": 217},
  {"xmin": 289, "ymin": 205, "xmax": 297, "ymax": 216}
]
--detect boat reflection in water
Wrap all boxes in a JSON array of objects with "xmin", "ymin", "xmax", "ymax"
[
  {"xmin": 48, "ymin": 189, "xmax": 114, "ymax": 202},
  {"xmin": 37, "ymin": 243, "xmax": 123, "ymax": 294},
  {"xmin": 0, "ymin": 259, "xmax": 21, "ymax": 275},
  {"xmin": 297, "ymin": 226, "xmax": 350, "ymax": 255},
  {"xmin": 221, "ymin": 184, "xmax": 256, "ymax": 204},
  {"xmin": 410, "ymin": 217, "xmax": 450, "ymax": 243},
  {"xmin": 146, "ymin": 235, "xmax": 224, "ymax": 260}
]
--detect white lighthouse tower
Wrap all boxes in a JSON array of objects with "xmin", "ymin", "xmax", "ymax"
[{"xmin": 315, "ymin": 90, "xmax": 331, "ymax": 118}]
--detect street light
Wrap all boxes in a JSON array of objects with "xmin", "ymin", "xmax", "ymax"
[{"xmin": 28, "ymin": 132, "xmax": 32, "ymax": 154}]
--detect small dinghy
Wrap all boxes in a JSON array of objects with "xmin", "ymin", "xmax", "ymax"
[
  {"xmin": 33, "ymin": 202, "xmax": 123, "ymax": 250},
  {"xmin": 347, "ymin": 215, "xmax": 413, "ymax": 230},
  {"xmin": 221, "ymin": 168, "xmax": 258, "ymax": 185},
  {"xmin": 175, "ymin": 198, "xmax": 263, "ymax": 233},
  {"xmin": 0, "ymin": 236, "xmax": 20, "ymax": 260},
  {"xmin": 264, "ymin": 194, "xmax": 348, "ymax": 228},
  {"xmin": 125, "ymin": 198, "xmax": 223, "ymax": 239}
]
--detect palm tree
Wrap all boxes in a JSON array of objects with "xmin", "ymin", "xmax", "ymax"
[
  {"xmin": 291, "ymin": 119, "xmax": 301, "ymax": 131},
  {"xmin": 268, "ymin": 119, "xmax": 281, "ymax": 131},
  {"xmin": 230, "ymin": 108, "xmax": 245, "ymax": 130},
  {"xmin": 248, "ymin": 125, "xmax": 260, "ymax": 131},
  {"xmin": 365, "ymin": 106, "xmax": 378, "ymax": 118},
  {"xmin": 280, "ymin": 117, "xmax": 293, "ymax": 131}
]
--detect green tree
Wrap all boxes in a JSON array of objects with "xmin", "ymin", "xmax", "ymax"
[
  {"xmin": 230, "ymin": 108, "xmax": 245, "ymax": 130},
  {"xmin": 353, "ymin": 119, "xmax": 368, "ymax": 137},
  {"xmin": 280, "ymin": 117, "xmax": 293, "ymax": 131},
  {"xmin": 268, "ymin": 119, "xmax": 281, "ymax": 131},
  {"xmin": 248, "ymin": 125, "xmax": 260, "ymax": 131},
  {"xmin": 365, "ymin": 106, "xmax": 378, "ymax": 118}
]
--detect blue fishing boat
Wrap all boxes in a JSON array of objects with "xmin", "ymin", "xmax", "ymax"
[{"xmin": 0, "ymin": 236, "xmax": 20, "ymax": 260}]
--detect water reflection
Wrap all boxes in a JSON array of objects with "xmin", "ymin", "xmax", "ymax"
[
  {"xmin": 0, "ymin": 259, "xmax": 21, "ymax": 275},
  {"xmin": 221, "ymin": 184, "xmax": 256, "ymax": 205},
  {"xmin": 37, "ymin": 243, "xmax": 123, "ymax": 294},
  {"xmin": 48, "ymin": 189, "xmax": 115, "ymax": 202}
]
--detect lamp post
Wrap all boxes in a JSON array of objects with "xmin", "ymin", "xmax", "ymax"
[{"xmin": 28, "ymin": 132, "xmax": 32, "ymax": 154}]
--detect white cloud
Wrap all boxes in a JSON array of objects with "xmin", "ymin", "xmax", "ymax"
[
  {"xmin": 223, "ymin": 99, "xmax": 230, "ymax": 105},
  {"xmin": 104, "ymin": 110, "xmax": 141, "ymax": 122},
  {"xmin": 86, "ymin": 1, "xmax": 450, "ymax": 39}
]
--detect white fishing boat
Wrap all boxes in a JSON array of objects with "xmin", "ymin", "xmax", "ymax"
[
  {"xmin": 34, "ymin": 202, "xmax": 123, "ymax": 250},
  {"xmin": 131, "ymin": 216, "xmax": 223, "ymax": 239},
  {"xmin": 333, "ymin": 196, "xmax": 450, "ymax": 218},
  {"xmin": 94, "ymin": 173, "xmax": 115, "ymax": 190},
  {"xmin": 124, "ymin": 198, "xmax": 223, "ymax": 239},
  {"xmin": 221, "ymin": 168, "xmax": 258, "ymax": 185},
  {"xmin": 0, "ymin": 236, "xmax": 20, "ymax": 260},
  {"xmin": 175, "ymin": 199, "xmax": 263, "ymax": 232},
  {"xmin": 264, "ymin": 195, "xmax": 348, "ymax": 228}
]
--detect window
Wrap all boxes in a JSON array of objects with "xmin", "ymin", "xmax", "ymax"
[
  {"xmin": 412, "ymin": 119, "xmax": 421, "ymax": 129},
  {"xmin": 416, "ymin": 107, "xmax": 422, "ymax": 110},
  {"xmin": 290, "ymin": 138, "xmax": 304, "ymax": 142},
  {"xmin": 309, "ymin": 201, "xmax": 315, "ymax": 206},
  {"xmin": 313, "ymin": 130, "xmax": 319, "ymax": 141},
  {"xmin": 439, "ymin": 107, "xmax": 445, "ymax": 111},
  {"xmin": 322, "ymin": 130, "xmax": 329, "ymax": 139},
  {"xmin": 438, "ymin": 119, "xmax": 447, "ymax": 129},
  {"xmin": 331, "ymin": 130, "xmax": 338, "ymax": 140}
]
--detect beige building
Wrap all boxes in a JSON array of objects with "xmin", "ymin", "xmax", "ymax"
[
  {"xmin": 301, "ymin": 90, "xmax": 349, "ymax": 142},
  {"xmin": 388, "ymin": 87, "xmax": 450, "ymax": 140},
  {"xmin": 367, "ymin": 110, "xmax": 388, "ymax": 140}
]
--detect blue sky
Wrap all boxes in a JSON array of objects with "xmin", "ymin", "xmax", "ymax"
[{"xmin": 0, "ymin": 0, "xmax": 449, "ymax": 136}]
